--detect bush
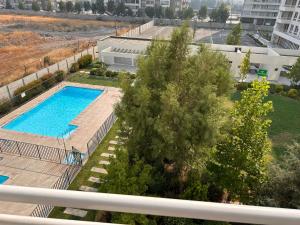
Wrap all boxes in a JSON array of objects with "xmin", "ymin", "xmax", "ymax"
[
  {"xmin": 70, "ymin": 62, "xmax": 79, "ymax": 73},
  {"xmin": 40, "ymin": 73, "xmax": 56, "ymax": 89},
  {"xmin": 0, "ymin": 99, "xmax": 12, "ymax": 116},
  {"xmin": 77, "ymin": 54, "xmax": 93, "ymax": 69},
  {"xmin": 90, "ymin": 68, "xmax": 99, "ymax": 76},
  {"xmin": 14, "ymin": 80, "xmax": 45, "ymax": 105},
  {"xmin": 54, "ymin": 70, "xmax": 65, "ymax": 82},
  {"xmin": 236, "ymin": 82, "xmax": 249, "ymax": 91},
  {"xmin": 43, "ymin": 56, "xmax": 52, "ymax": 66},
  {"xmin": 287, "ymin": 89, "xmax": 298, "ymax": 99},
  {"xmin": 275, "ymin": 84, "xmax": 284, "ymax": 94}
]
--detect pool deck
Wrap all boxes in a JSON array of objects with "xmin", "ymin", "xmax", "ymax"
[
  {"xmin": 0, "ymin": 153, "xmax": 68, "ymax": 215},
  {"xmin": 0, "ymin": 82, "xmax": 122, "ymax": 153}
]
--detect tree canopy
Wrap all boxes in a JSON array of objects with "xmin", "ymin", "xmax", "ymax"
[
  {"xmin": 198, "ymin": 5, "xmax": 207, "ymax": 20},
  {"xmin": 239, "ymin": 50, "xmax": 251, "ymax": 82},
  {"xmin": 288, "ymin": 57, "xmax": 300, "ymax": 86},
  {"xmin": 226, "ymin": 23, "xmax": 242, "ymax": 45}
]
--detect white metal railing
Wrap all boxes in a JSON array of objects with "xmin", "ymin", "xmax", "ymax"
[{"xmin": 0, "ymin": 185, "xmax": 299, "ymax": 225}]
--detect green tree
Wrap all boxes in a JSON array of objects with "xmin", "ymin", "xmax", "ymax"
[
  {"xmin": 239, "ymin": 50, "xmax": 251, "ymax": 82},
  {"xmin": 107, "ymin": 0, "xmax": 115, "ymax": 13},
  {"xmin": 46, "ymin": 0, "xmax": 52, "ymax": 11},
  {"xmin": 288, "ymin": 57, "xmax": 300, "ymax": 86},
  {"xmin": 83, "ymin": 1, "xmax": 91, "ymax": 11},
  {"xmin": 58, "ymin": 1, "xmax": 66, "ymax": 12},
  {"xmin": 91, "ymin": 2, "xmax": 97, "ymax": 14},
  {"xmin": 145, "ymin": 6, "xmax": 155, "ymax": 18},
  {"xmin": 218, "ymin": 3, "xmax": 230, "ymax": 23},
  {"xmin": 164, "ymin": 7, "xmax": 174, "ymax": 19},
  {"xmin": 209, "ymin": 8, "xmax": 218, "ymax": 22},
  {"xmin": 154, "ymin": 6, "xmax": 163, "ymax": 18},
  {"xmin": 258, "ymin": 142, "xmax": 300, "ymax": 208},
  {"xmin": 74, "ymin": 1, "xmax": 82, "ymax": 14},
  {"xmin": 198, "ymin": 5, "xmax": 207, "ymax": 20},
  {"xmin": 116, "ymin": 25, "xmax": 233, "ymax": 194},
  {"xmin": 125, "ymin": 7, "xmax": 133, "ymax": 16},
  {"xmin": 5, "ymin": 0, "xmax": 12, "ymax": 9},
  {"xmin": 18, "ymin": 1, "xmax": 25, "ymax": 10},
  {"xmin": 66, "ymin": 1, "xmax": 74, "ymax": 12},
  {"xmin": 226, "ymin": 23, "xmax": 242, "ymax": 45},
  {"xmin": 101, "ymin": 149, "xmax": 152, "ymax": 224},
  {"xmin": 41, "ymin": 0, "xmax": 46, "ymax": 10},
  {"xmin": 95, "ymin": 0, "xmax": 105, "ymax": 14},
  {"xmin": 210, "ymin": 79, "xmax": 273, "ymax": 203},
  {"xmin": 32, "ymin": 1, "xmax": 40, "ymax": 11},
  {"xmin": 182, "ymin": 7, "xmax": 194, "ymax": 19}
]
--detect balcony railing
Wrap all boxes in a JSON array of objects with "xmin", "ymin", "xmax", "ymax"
[{"xmin": 0, "ymin": 185, "xmax": 299, "ymax": 225}]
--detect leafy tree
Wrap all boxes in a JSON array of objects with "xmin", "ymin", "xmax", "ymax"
[
  {"xmin": 209, "ymin": 8, "xmax": 218, "ymax": 22},
  {"xmin": 116, "ymin": 25, "xmax": 233, "ymax": 194},
  {"xmin": 239, "ymin": 50, "xmax": 251, "ymax": 82},
  {"xmin": 218, "ymin": 3, "xmax": 230, "ymax": 23},
  {"xmin": 58, "ymin": 1, "xmax": 66, "ymax": 12},
  {"xmin": 182, "ymin": 7, "xmax": 194, "ymax": 19},
  {"xmin": 136, "ymin": 8, "xmax": 145, "ymax": 17},
  {"xmin": 226, "ymin": 23, "xmax": 242, "ymax": 45},
  {"xmin": 18, "ymin": 1, "xmax": 25, "ymax": 10},
  {"xmin": 83, "ymin": 1, "xmax": 91, "ymax": 11},
  {"xmin": 66, "ymin": 1, "xmax": 74, "ymax": 12},
  {"xmin": 198, "ymin": 5, "xmax": 207, "ymax": 20},
  {"xmin": 95, "ymin": 0, "xmax": 105, "ymax": 14},
  {"xmin": 258, "ymin": 142, "xmax": 300, "ymax": 208},
  {"xmin": 46, "ymin": 0, "xmax": 52, "ymax": 11},
  {"xmin": 154, "ymin": 6, "xmax": 163, "ymax": 18},
  {"xmin": 145, "ymin": 6, "xmax": 155, "ymax": 18},
  {"xmin": 91, "ymin": 3, "xmax": 97, "ymax": 14},
  {"xmin": 32, "ymin": 1, "xmax": 40, "ymax": 11},
  {"xmin": 288, "ymin": 57, "xmax": 300, "ymax": 86},
  {"xmin": 164, "ymin": 7, "xmax": 174, "ymax": 19},
  {"xmin": 101, "ymin": 149, "xmax": 152, "ymax": 224},
  {"xmin": 74, "ymin": 1, "xmax": 82, "ymax": 14},
  {"xmin": 210, "ymin": 79, "xmax": 273, "ymax": 203},
  {"xmin": 5, "ymin": 0, "xmax": 12, "ymax": 9},
  {"xmin": 125, "ymin": 7, "xmax": 133, "ymax": 16},
  {"xmin": 107, "ymin": 0, "xmax": 115, "ymax": 13},
  {"xmin": 41, "ymin": 0, "xmax": 46, "ymax": 10}
]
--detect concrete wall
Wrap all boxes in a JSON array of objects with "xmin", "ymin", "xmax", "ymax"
[
  {"xmin": 0, "ymin": 47, "xmax": 97, "ymax": 101},
  {"xmin": 154, "ymin": 18, "xmax": 274, "ymax": 32},
  {"xmin": 121, "ymin": 20, "xmax": 154, "ymax": 37}
]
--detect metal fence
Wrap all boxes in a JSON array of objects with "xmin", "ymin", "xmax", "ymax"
[
  {"xmin": 86, "ymin": 112, "xmax": 117, "ymax": 156},
  {"xmin": 30, "ymin": 164, "xmax": 81, "ymax": 217},
  {"xmin": 0, "ymin": 138, "xmax": 81, "ymax": 165}
]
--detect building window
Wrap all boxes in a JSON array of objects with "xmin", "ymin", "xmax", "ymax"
[
  {"xmin": 289, "ymin": 24, "xmax": 294, "ymax": 33},
  {"xmin": 294, "ymin": 26, "xmax": 299, "ymax": 35},
  {"xmin": 293, "ymin": 12, "xmax": 298, "ymax": 20}
]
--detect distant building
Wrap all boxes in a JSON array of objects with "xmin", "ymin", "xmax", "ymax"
[
  {"xmin": 241, "ymin": 0, "xmax": 281, "ymax": 26},
  {"xmin": 272, "ymin": 0, "xmax": 300, "ymax": 49}
]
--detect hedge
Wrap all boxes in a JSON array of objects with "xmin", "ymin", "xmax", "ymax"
[
  {"xmin": 70, "ymin": 62, "xmax": 79, "ymax": 73},
  {"xmin": 77, "ymin": 54, "xmax": 93, "ymax": 69},
  {"xmin": 0, "ymin": 99, "xmax": 12, "ymax": 116}
]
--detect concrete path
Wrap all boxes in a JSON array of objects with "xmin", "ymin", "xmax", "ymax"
[
  {"xmin": 88, "ymin": 176, "xmax": 103, "ymax": 184},
  {"xmin": 64, "ymin": 208, "xmax": 87, "ymax": 217},
  {"xmin": 101, "ymin": 153, "xmax": 116, "ymax": 158},
  {"xmin": 109, "ymin": 140, "xmax": 118, "ymax": 145},
  {"xmin": 91, "ymin": 167, "xmax": 108, "ymax": 174},
  {"xmin": 108, "ymin": 146, "xmax": 115, "ymax": 151},
  {"xmin": 99, "ymin": 160, "xmax": 110, "ymax": 165}
]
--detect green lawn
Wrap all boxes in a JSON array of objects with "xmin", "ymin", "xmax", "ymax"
[
  {"xmin": 50, "ymin": 122, "xmax": 120, "ymax": 221},
  {"xmin": 232, "ymin": 91, "xmax": 300, "ymax": 158},
  {"xmin": 68, "ymin": 72, "xmax": 120, "ymax": 88}
]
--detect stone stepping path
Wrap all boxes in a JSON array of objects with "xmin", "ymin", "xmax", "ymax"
[
  {"xmin": 88, "ymin": 176, "xmax": 103, "ymax": 184},
  {"xmin": 79, "ymin": 185, "xmax": 98, "ymax": 192},
  {"xmin": 99, "ymin": 160, "xmax": 110, "ymax": 165},
  {"xmin": 64, "ymin": 208, "xmax": 87, "ymax": 217},
  {"xmin": 91, "ymin": 167, "xmax": 108, "ymax": 174},
  {"xmin": 109, "ymin": 140, "xmax": 118, "ymax": 145},
  {"xmin": 101, "ymin": 153, "xmax": 116, "ymax": 158},
  {"xmin": 108, "ymin": 146, "xmax": 115, "ymax": 151}
]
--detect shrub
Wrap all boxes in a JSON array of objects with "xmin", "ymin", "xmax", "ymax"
[
  {"xmin": 40, "ymin": 73, "xmax": 56, "ymax": 89},
  {"xmin": 77, "ymin": 54, "xmax": 93, "ymax": 69},
  {"xmin": 275, "ymin": 84, "xmax": 284, "ymax": 94},
  {"xmin": 0, "ymin": 99, "xmax": 12, "ymax": 116},
  {"xmin": 287, "ymin": 89, "xmax": 298, "ymax": 99},
  {"xmin": 70, "ymin": 62, "xmax": 79, "ymax": 73},
  {"xmin": 43, "ymin": 56, "xmax": 52, "ymax": 66},
  {"xmin": 14, "ymin": 80, "xmax": 45, "ymax": 105},
  {"xmin": 90, "ymin": 68, "xmax": 99, "ymax": 76},
  {"xmin": 54, "ymin": 70, "xmax": 65, "ymax": 82},
  {"xmin": 236, "ymin": 82, "xmax": 249, "ymax": 91}
]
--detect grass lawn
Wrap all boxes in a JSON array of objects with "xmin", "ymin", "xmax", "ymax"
[
  {"xmin": 68, "ymin": 72, "xmax": 120, "ymax": 88},
  {"xmin": 232, "ymin": 91, "xmax": 300, "ymax": 158},
  {"xmin": 50, "ymin": 121, "xmax": 120, "ymax": 221}
]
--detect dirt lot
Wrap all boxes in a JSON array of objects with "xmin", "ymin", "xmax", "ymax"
[{"xmin": 0, "ymin": 14, "xmax": 129, "ymax": 86}]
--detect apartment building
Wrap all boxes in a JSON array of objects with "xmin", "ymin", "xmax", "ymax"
[
  {"xmin": 272, "ymin": 0, "xmax": 300, "ymax": 49},
  {"xmin": 241, "ymin": 0, "xmax": 281, "ymax": 26}
]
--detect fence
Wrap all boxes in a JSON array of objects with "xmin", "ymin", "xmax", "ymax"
[
  {"xmin": 30, "ymin": 164, "xmax": 81, "ymax": 217},
  {"xmin": 0, "ymin": 138, "xmax": 81, "ymax": 165},
  {"xmin": 121, "ymin": 20, "xmax": 154, "ymax": 37},
  {"xmin": 86, "ymin": 112, "xmax": 117, "ymax": 156},
  {"xmin": 0, "ymin": 46, "xmax": 98, "ymax": 101}
]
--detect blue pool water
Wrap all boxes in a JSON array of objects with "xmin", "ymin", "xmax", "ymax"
[
  {"xmin": 0, "ymin": 175, "xmax": 9, "ymax": 184},
  {"xmin": 3, "ymin": 86, "xmax": 103, "ymax": 138}
]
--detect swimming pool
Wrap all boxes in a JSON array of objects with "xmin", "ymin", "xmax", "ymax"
[
  {"xmin": 0, "ymin": 175, "xmax": 9, "ymax": 184},
  {"xmin": 3, "ymin": 86, "xmax": 103, "ymax": 138}
]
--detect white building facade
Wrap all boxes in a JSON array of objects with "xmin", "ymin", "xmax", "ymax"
[
  {"xmin": 272, "ymin": 0, "xmax": 300, "ymax": 49},
  {"xmin": 241, "ymin": 0, "xmax": 281, "ymax": 26}
]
